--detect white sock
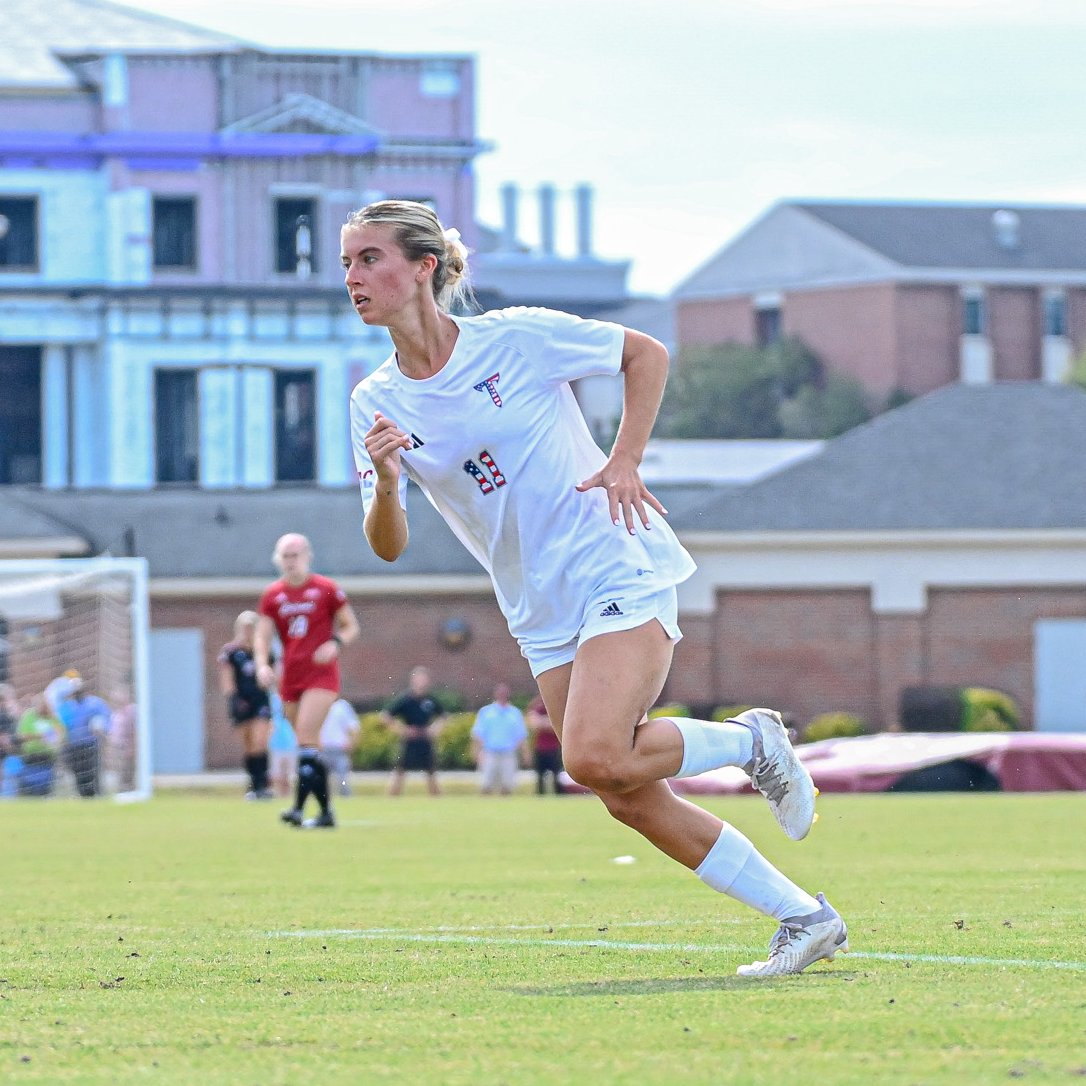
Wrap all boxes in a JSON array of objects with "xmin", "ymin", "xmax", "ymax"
[
  {"xmin": 669, "ymin": 717, "xmax": 754, "ymax": 778},
  {"xmin": 695, "ymin": 823, "xmax": 820, "ymax": 921}
]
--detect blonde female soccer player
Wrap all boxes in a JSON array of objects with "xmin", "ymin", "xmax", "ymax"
[
  {"xmin": 344, "ymin": 201, "xmax": 847, "ymax": 976},
  {"xmin": 255, "ymin": 533, "xmax": 360, "ymax": 829}
]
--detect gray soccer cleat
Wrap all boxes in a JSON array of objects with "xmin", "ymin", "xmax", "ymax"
[
  {"xmin": 733, "ymin": 708, "xmax": 818, "ymax": 841},
  {"xmin": 279, "ymin": 808, "xmax": 303, "ymax": 827},
  {"xmin": 736, "ymin": 893, "xmax": 849, "ymax": 977},
  {"xmin": 303, "ymin": 811, "xmax": 336, "ymax": 829}
]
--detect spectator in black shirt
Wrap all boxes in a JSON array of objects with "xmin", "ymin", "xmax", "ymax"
[{"xmin": 382, "ymin": 666, "xmax": 446, "ymax": 796}]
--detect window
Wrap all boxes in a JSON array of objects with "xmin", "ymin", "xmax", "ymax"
[
  {"xmin": 1043, "ymin": 292, "xmax": 1067, "ymax": 338},
  {"xmin": 0, "ymin": 347, "xmax": 41, "ymax": 483},
  {"xmin": 155, "ymin": 369, "xmax": 199, "ymax": 483},
  {"xmin": 962, "ymin": 293, "xmax": 986, "ymax": 336},
  {"xmin": 152, "ymin": 197, "xmax": 197, "ymax": 269},
  {"xmin": 275, "ymin": 198, "xmax": 317, "ymax": 275},
  {"xmin": 0, "ymin": 197, "xmax": 39, "ymax": 271},
  {"xmin": 420, "ymin": 60, "xmax": 461, "ymax": 98},
  {"xmin": 274, "ymin": 370, "xmax": 315, "ymax": 482},
  {"xmin": 755, "ymin": 306, "xmax": 782, "ymax": 346}
]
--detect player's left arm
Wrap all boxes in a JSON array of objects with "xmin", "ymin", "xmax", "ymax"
[
  {"xmin": 576, "ymin": 328, "xmax": 669, "ymax": 533},
  {"xmin": 313, "ymin": 599, "xmax": 360, "ymax": 665}
]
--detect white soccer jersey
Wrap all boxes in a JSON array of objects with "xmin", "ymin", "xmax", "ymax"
[{"xmin": 349, "ymin": 307, "xmax": 696, "ymax": 649}]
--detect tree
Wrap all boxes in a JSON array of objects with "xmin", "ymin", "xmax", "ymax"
[
  {"xmin": 657, "ymin": 338, "xmax": 870, "ymax": 439},
  {"xmin": 778, "ymin": 374, "xmax": 871, "ymax": 439},
  {"xmin": 1066, "ymin": 349, "xmax": 1086, "ymax": 392}
]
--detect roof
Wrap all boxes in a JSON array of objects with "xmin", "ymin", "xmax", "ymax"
[
  {"xmin": 673, "ymin": 382, "xmax": 1086, "ymax": 533},
  {"xmin": 0, "ymin": 0, "xmax": 244, "ymax": 89},
  {"xmin": 795, "ymin": 201, "xmax": 1086, "ymax": 273},
  {"xmin": 1, "ymin": 482, "xmax": 733, "ymax": 578},
  {"xmin": 674, "ymin": 200, "xmax": 1086, "ymax": 302}
]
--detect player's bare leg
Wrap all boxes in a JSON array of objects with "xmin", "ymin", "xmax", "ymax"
[{"xmin": 537, "ymin": 622, "xmax": 838, "ymax": 976}]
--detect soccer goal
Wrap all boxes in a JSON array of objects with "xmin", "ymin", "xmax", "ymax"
[{"xmin": 0, "ymin": 558, "xmax": 152, "ymax": 802}]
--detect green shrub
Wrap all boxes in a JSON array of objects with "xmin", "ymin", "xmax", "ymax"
[
  {"xmin": 711, "ymin": 705, "xmax": 753, "ymax": 722},
  {"xmin": 961, "ymin": 688, "xmax": 1020, "ymax": 732},
  {"xmin": 436, "ymin": 711, "xmax": 476, "ymax": 770},
  {"xmin": 647, "ymin": 703, "xmax": 691, "ymax": 720},
  {"xmin": 352, "ymin": 711, "xmax": 398, "ymax": 771},
  {"xmin": 801, "ymin": 712, "xmax": 866, "ymax": 744}
]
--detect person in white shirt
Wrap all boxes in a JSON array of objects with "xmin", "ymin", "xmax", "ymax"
[
  {"xmin": 471, "ymin": 683, "xmax": 528, "ymax": 795},
  {"xmin": 318, "ymin": 698, "xmax": 361, "ymax": 797},
  {"xmin": 344, "ymin": 200, "xmax": 848, "ymax": 977}
]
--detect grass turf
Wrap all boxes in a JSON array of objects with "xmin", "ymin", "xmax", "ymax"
[{"xmin": 1, "ymin": 789, "xmax": 1084, "ymax": 1084}]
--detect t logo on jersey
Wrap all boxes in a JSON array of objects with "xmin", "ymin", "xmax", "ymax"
[{"xmin": 473, "ymin": 372, "xmax": 503, "ymax": 407}]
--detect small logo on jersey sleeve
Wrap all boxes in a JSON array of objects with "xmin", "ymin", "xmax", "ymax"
[{"xmin": 472, "ymin": 372, "xmax": 503, "ymax": 407}]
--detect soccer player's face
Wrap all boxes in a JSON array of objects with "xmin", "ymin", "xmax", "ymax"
[
  {"xmin": 275, "ymin": 538, "xmax": 311, "ymax": 580},
  {"xmin": 340, "ymin": 223, "xmax": 422, "ymax": 326}
]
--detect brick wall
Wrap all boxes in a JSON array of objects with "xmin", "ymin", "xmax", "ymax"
[
  {"xmin": 989, "ymin": 288, "xmax": 1041, "ymax": 380},
  {"xmin": 675, "ymin": 297, "xmax": 754, "ymax": 348},
  {"xmin": 781, "ymin": 284, "xmax": 898, "ymax": 394},
  {"xmin": 893, "ymin": 285, "xmax": 961, "ymax": 394},
  {"xmin": 1066, "ymin": 288, "xmax": 1086, "ymax": 356},
  {"xmin": 925, "ymin": 586, "xmax": 1086, "ymax": 724},
  {"xmin": 713, "ymin": 589, "xmax": 879, "ymax": 727}
]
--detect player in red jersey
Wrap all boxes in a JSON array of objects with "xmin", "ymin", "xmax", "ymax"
[{"xmin": 255, "ymin": 532, "xmax": 360, "ymax": 828}]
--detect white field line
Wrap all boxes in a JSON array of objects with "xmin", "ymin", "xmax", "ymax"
[{"xmin": 267, "ymin": 925, "xmax": 1086, "ymax": 971}]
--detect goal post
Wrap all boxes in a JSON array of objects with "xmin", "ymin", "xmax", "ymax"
[{"xmin": 0, "ymin": 557, "xmax": 152, "ymax": 802}]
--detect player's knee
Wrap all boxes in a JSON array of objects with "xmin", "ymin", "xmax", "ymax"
[{"xmin": 562, "ymin": 749, "xmax": 636, "ymax": 795}]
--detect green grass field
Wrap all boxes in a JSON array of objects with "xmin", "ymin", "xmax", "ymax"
[{"xmin": 2, "ymin": 787, "xmax": 1085, "ymax": 1085}]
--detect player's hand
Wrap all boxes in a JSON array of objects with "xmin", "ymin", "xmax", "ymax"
[
  {"xmin": 256, "ymin": 664, "xmax": 277, "ymax": 690},
  {"xmin": 576, "ymin": 452, "xmax": 667, "ymax": 535},
  {"xmin": 364, "ymin": 412, "xmax": 412, "ymax": 484}
]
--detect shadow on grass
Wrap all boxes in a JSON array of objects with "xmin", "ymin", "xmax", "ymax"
[{"xmin": 509, "ymin": 972, "xmax": 859, "ymax": 997}]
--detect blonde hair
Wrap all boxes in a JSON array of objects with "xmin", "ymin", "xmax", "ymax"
[{"xmin": 343, "ymin": 200, "xmax": 473, "ymax": 313}]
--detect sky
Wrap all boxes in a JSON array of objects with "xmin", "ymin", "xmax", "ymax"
[{"xmin": 130, "ymin": 0, "xmax": 1086, "ymax": 296}]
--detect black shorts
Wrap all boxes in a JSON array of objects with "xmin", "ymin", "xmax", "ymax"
[
  {"xmin": 230, "ymin": 696, "xmax": 271, "ymax": 726},
  {"xmin": 398, "ymin": 738, "xmax": 435, "ymax": 772},
  {"xmin": 534, "ymin": 749, "xmax": 563, "ymax": 775}
]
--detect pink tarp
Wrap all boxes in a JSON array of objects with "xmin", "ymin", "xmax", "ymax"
[{"xmin": 562, "ymin": 732, "xmax": 1086, "ymax": 795}]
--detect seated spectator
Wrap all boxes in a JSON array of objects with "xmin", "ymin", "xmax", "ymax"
[
  {"xmin": 58, "ymin": 680, "xmax": 111, "ymax": 798},
  {"xmin": 16, "ymin": 694, "xmax": 66, "ymax": 797},
  {"xmin": 319, "ymin": 698, "xmax": 361, "ymax": 797}
]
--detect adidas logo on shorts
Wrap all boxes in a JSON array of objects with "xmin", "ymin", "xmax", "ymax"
[{"xmin": 599, "ymin": 601, "xmax": 623, "ymax": 617}]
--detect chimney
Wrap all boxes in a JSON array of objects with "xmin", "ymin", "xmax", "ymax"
[
  {"xmin": 574, "ymin": 183, "xmax": 593, "ymax": 257},
  {"xmin": 992, "ymin": 209, "xmax": 1020, "ymax": 251},
  {"xmin": 500, "ymin": 182, "xmax": 518, "ymax": 251},
  {"xmin": 538, "ymin": 184, "xmax": 556, "ymax": 256}
]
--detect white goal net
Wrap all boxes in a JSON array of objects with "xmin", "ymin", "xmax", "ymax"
[{"xmin": 0, "ymin": 558, "xmax": 151, "ymax": 802}]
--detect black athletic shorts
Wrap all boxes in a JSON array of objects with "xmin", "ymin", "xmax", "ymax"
[{"xmin": 398, "ymin": 738, "xmax": 435, "ymax": 772}]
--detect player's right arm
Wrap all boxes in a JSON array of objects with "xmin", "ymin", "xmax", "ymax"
[
  {"xmin": 363, "ymin": 412, "xmax": 411, "ymax": 562},
  {"xmin": 217, "ymin": 650, "xmax": 236, "ymax": 697}
]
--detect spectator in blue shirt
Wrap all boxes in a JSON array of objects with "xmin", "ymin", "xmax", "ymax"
[
  {"xmin": 471, "ymin": 683, "xmax": 528, "ymax": 795},
  {"xmin": 58, "ymin": 680, "xmax": 111, "ymax": 797}
]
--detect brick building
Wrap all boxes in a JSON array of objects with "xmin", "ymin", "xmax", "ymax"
[{"xmin": 674, "ymin": 201, "xmax": 1086, "ymax": 398}]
